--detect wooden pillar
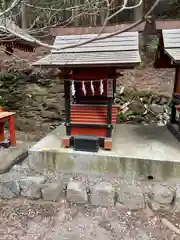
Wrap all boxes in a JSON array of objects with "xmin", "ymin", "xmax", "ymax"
[
  {"xmin": 8, "ymin": 116, "xmax": 16, "ymax": 146},
  {"xmin": 171, "ymin": 105, "xmax": 176, "ymax": 123},
  {"xmin": 106, "ymin": 97, "xmax": 113, "ymax": 137},
  {"xmin": 171, "ymin": 68, "xmax": 180, "ymax": 123},
  {"xmin": 0, "ymin": 123, "xmax": 5, "ymax": 142},
  {"xmin": 64, "ymin": 76, "xmax": 71, "ymax": 136},
  {"xmin": 113, "ymin": 78, "xmax": 116, "ymax": 98},
  {"xmin": 106, "ymin": 78, "xmax": 113, "ymax": 138},
  {"xmin": 174, "ymin": 68, "xmax": 180, "ymax": 95}
]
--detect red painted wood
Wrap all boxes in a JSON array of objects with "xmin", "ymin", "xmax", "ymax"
[
  {"xmin": 0, "ymin": 123, "xmax": 5, "ymax": 142},
  {"xmin": 70, "ymin": 118, "xmax": 117, "ymax": 124},
  {"xmin": 71, "ymin": 127, "xmax": 106, "ymax": 137},
  {"xmin": 175, "ymin": 68, "xmax": 180, "ymax": 94},
  {"xmin": 68, "ymin": 68, "xmax": 117, "ymax": 80},
  {"xmin": 69, "ymin": 73, "xmax": 108, "ymax": 80},
  {"xmin": 70, "ymin": 105, "xmax": 118, "ymax": 111},
  {"xmin": 71, "ymin": 111, "xmax": 117, "ymax": 115},
  {"xmin": 70, "ymin": 104, "xmax": 118, "ymax": 124},
  {"xmin": 8, "ymin": 116, "xmax": 16, "ymax": 146}
]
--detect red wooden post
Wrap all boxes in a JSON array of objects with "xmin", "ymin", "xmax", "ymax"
[
  {"xmin": 0, "ymin": 123, "xmax": 5, "ymax": 142},
  {"xmin": 0, "ymin": 108, "xmax": 5, "ymax": 143},
  {"xmin": 8, "ymin": 115, "xmax": 16, "ymax": 146}
]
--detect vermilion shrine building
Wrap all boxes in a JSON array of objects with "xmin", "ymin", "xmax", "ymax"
[
  {"xmin": 33, "ymin": 32, "xmax": 141, "ymax": 152},
  {"xmin": 0, "ymin": 17, "xmax": 38, "ymax": 147},
  {"xmin": 155, "ymin": 28, "xmax": 180, "ymax": 142}
]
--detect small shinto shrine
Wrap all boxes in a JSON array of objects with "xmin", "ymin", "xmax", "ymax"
[
  {"xmin": 154, "ymin": 28, "xmax": 180, "ymax": 142},
  {"xmin": 0, "ymin": 17, "xmax": 38, "ymax": 148},
  {"xmin": 33, "ymin": 32, "xmax": 141, "ymax": 152}
]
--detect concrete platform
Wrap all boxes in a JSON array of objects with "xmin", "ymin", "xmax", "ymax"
[
  {"xmin": 0, "ymin": 141, "xmax": 33, "ymax": 173},
  {"xmin": 28, "ymin": 124, "xmax": 180, "ymax": 181}
]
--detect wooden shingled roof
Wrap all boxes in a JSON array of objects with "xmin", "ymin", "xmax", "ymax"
[
  {"xmin": 162, "ymin": 29, "xmax": 180, "ymax": 64},
  {"xmin": 33, "ymin": 31, "xmax": 141, "ymax": 68},
  {"xmin": 154, "ymin": 28, "xmax": 180, "ymax": 68},
  {"xmin": 0, "ymin": 17, "xmax": 39, "ymax": 52}
]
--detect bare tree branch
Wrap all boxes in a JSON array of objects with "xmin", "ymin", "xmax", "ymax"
[
  {"xmin": 0, "ymin": 0, "xmax": 160, "ymax": 52},
  {"xmin": 0, "ymin": 0, "xmax": 22, "ymax": 17}
]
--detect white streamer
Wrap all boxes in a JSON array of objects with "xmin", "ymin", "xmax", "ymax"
[
  {"xmin": 100, "ymin": 80, "xmax": 104, "ymax": 95},
  {"xmin": 82, "ymin": 81, "xmax": 86, "ymax": 96},
  {"xmin": 71, "ymin": 80, "xmax": 75, "ymax": 96},
  {"xmin": 91, "ymin": 81, "xmax": 94, "ymax": 96}
]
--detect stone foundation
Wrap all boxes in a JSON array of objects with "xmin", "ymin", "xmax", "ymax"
[
  {"xmin": 28, "ymin": 124, "xmax": 180, "ymax": 181},
  {"xmin": 0, "ymin": 169, "xmax": 179, "ymax": 213}
]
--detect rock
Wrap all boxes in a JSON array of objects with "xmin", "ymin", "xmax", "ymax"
[
  {"xmin": 0, "ymin": 145, "xmax": 28, "ymax": 174},
  {"xmin": 25, "ymin": 84, "xmax": 48, "ymax": 96},
  {"xmin": 135, "ymin": 230, "xmax": 152, "ymax": 240},
  {"xmin": 0, "ymin": 180, "xmax": 20, "ymax": 199},
  {"xmin": 41, "ymin": 110, "xmax": 62, "ymax": 119},
  {"xmin": 41, "ymin": 181, "xmax": 64, "ymax": 201},
  {"xmin": 173, "ymin": 188, "xmax": 180, "ymax": 212},
  {"xmin": 19, "ymin": 176, "xmax": 46, "ymax": 199},
  {"xmin": 116, "ymin": 183, "xmax": 144, "ymax": 210},
  {"xmin": 148, "ymin": 200, "xmax": 172, "ymax": 212},
  {"xmin": 158, "ymin": 96, "xmax": 169, "ymax": 105},
  {"xmin": 46, "ymin": 102, "xmax": 64, "ymax": 112},
  {"xmin": 90, "ymin": 182, "xmax": 115, "ymax": 207},
  {"xmin": 48, "ymin": 85, "xmax": 64, "ymax": 93},
  {"xmin": 148, "ymin": 183, "xmax": 175, "ymax": 204},
  {"xmin": 128, "ymin": 102, "xmax": 145, "ymax": 111},
  {"xmin": 67, "ymin": 181, "xmax": 88, "ymax": 204},
  {"xmin": 149, "ymin": 104, "xmax": 164, "ymax": 114}
]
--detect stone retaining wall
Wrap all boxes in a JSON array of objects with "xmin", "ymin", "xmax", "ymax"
[
  {"xmin": 0, "ymin": 70, "xmax": 65, "ymax": 136},
  {"xmin": 0, "ymin": 171, "xmax": 179, "ymax": 213}
]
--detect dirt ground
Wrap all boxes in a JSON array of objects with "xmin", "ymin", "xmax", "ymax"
[
  {"xmin": 118, "ymin": 66, "xmax": 175, "ymax": 97},
  {"xmin": 0, "ymin": 198, "xmax": 179, "ymax": 240}
]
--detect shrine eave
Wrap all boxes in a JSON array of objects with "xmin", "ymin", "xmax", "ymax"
[
  {"xmin": 0, "ymin": 17, "xmax": 39, "ymax": 52},
  {"xmin": 33, "ymin": 31, "xmax": 141, "ymax": 68},
  {"xmin": 164, "ymin": 48, "xmax": 180, "ymax": 64},
  {"xmin": 163, "ymin": 29, "xmax": 180, "ymax": 64},
  {"xmin": 154, "ymin": 28, "xmax": 180, "ymax": 68},
  {"xmin": 33, "ymin": 51, "xmax": 141, "ymax": 68}
]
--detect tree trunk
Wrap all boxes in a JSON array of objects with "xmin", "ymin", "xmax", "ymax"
[
  {"xmin": 143, "ymin": 0, "xmax": 156, "ymax": 59},
  {"xmin": 133, "ymin": 0, "xmax": 143, "ymax": 21},
  {"xmin": 21, "ymin": 1, "xmax": 28, "ymax": 29}
]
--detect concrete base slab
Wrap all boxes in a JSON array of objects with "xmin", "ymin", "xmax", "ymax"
[
  {"xmin": 28, "ymin": 124, "xmax": 180, "ymax": 181},
  {"xmin": 0, "ymin": 141, "xmax": 33, "ymax": 173}
]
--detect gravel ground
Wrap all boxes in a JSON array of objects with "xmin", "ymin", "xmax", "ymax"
[
  {"xmin": 1, "ymin": 78, "xmax": 179, "ymax": 239},
  {"xmin": 0, "ymin": 198, "xmax": 179, "ymax": 240}
]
